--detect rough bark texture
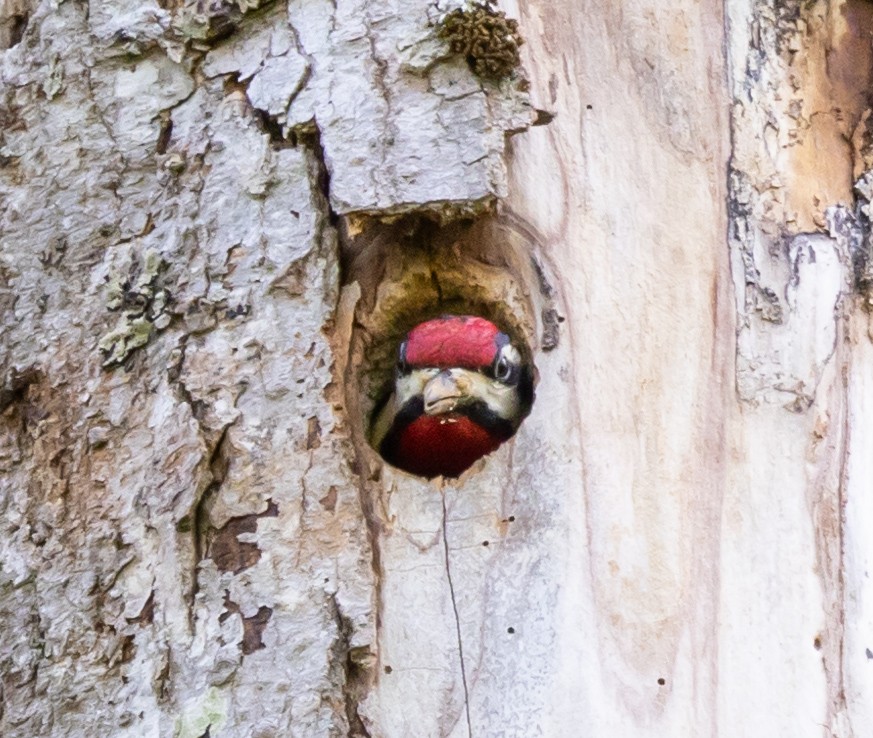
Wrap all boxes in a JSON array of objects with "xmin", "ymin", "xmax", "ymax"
[{"xmin": 2, "ymin": 0, "xmax": 872, "ymax": 736}]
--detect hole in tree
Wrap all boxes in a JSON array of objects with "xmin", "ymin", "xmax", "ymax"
[
  {"xmin": 343, "ymin": 216, "xmax": 545, "ymax": 482},
  {"xmin": 657, "ymin": 678, "xmax": 666, "ymax": 686}
]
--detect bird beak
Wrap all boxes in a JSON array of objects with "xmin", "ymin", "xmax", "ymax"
[{"xmin": 423, "ymin": 370, "xmax": 471, "ymax": 416}]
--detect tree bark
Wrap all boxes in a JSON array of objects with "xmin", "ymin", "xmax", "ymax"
[{"xmin": 1, "ymin": 0, "xmax": 871, "ymax": 736}]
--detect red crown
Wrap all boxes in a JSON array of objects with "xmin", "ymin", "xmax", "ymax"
[{"xmin": 405, "ymin": 315, "xmax": 502, "ymax": 369}]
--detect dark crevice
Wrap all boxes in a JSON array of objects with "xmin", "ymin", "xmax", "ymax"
[
  {"xmin": 126, "ymin": 590, "xmax": 155, "ymax": 626},
  {"xmin": 300, "ymin": 126, "xmax": 339, "ymax": 229},
  {"xmin": 429, "ymin": 268, "xmax": 444, "ymax": 302},
  {"xmin": 254, "ymin": 109, "xmax": 294, "ymax": 149},
  {"xmin": 182, "ymin": 422, "xmax": 232, "ymax": 628},
  {"xmin": 0, "ymin": 367, "xmax": 42, "ymax": 414},
  {"xmin": 156, "ymin": 115, "xmax": 173, "ymax": 155},
  {"xmin": 531, "ymin": 108, "xmax": 555, "ymax": 126},
  {"xmin": 9, "ymin": 13, "xmax": 28, "ymax": 48},
  {"xmin": 194, "ymin": 424, "xmax": 232, "ymax": 566},
  {"xmin": 330, "ymin": 594, "xmax": 373, "ymax": 738},
  {"xmin": 343, "ymin": 650, "xmax": 373, "ymax": 737},
  {"xmin": 184, "ymin": 0, "xmax": 282, "ymax": 45}
]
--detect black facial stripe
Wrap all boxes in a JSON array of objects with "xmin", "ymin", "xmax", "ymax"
[
  {"xmin": 455, "ymin": 400, "xmax": 517, "ymax": 439},
  {"xmin": 378, "ymin": 395, "xmax": 425, "ymax": 466},
  {"xmin": 379, "ymin": 394, "xmax": 518, "ymax": 467},
  {"xmin": 516, "ymin": 365, "xmax": 534, "ymax": 416}
]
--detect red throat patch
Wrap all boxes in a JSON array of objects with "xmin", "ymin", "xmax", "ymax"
[
  {"xmin": 395, "ymin": 413, "xmax": 503, "ymax": 478},
  {"xmin": 404, "ymin": 315, "xmax": 502, "ymax": 369}
]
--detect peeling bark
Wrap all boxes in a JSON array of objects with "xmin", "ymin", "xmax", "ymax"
[{"xmin": 3, "ymin": 0, "xmax": 873, "ymax": 736}]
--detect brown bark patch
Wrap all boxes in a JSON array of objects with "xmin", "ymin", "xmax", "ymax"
[
  {"xmin": 120, "ymin": 635, "xmax": 137, "ymax": 664},
  {"xmin": 207, "ymin": 500, "xmax": 278, "ymax": 574},
  {"xmin": 220, "ymin": 593, "xmax": 273, "ymax": 655},
  {"xmin": 305, "ymin": 416, "xmax": 322, "ymax": 449},
  {"xmin": 319, "ymin": 485, "xmax": 338, "ymax": 512},
  {"xmin": 126, "ymin": 590, "xmax": 155, "ymax": 627},
  {"xmin": 783, "ymin": 0, "xmax": 873, "ymax": 228}
]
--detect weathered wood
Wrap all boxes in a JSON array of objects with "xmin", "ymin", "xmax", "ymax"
[{"xmin": 2, "ymin": 0, "xmax": 873, "ymax": 736}]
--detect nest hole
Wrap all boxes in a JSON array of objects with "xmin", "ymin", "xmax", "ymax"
[{"xmin": 341, "ymin": 216, "xmax": 552, "ymax": 479}]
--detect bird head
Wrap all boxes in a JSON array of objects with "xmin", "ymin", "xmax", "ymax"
[{"xmin": 371, "ymin": 315, "xmax": 533, "ymax": 478}]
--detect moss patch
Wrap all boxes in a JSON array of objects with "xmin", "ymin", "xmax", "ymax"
[{"xmin": 99, "ymin": 248, "xmax": 171, "ymax": 368}]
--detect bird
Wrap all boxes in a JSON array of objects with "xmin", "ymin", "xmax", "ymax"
[{"xmin": 370, "ymin": 315, "xmax": 534, "ymax": 478}]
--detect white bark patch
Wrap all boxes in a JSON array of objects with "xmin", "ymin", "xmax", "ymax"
[
  {"xmin": 724, "ymin": 0, "xmax": 873, "ymax": 732},
  {"xmin": 1, "ymin": 2, "xmax": 378, "ymax": 733},
  {"xmin": 735, "ymin": 233, "xmax": 848, "ymax": 408},
  {"xmin": 287, "ymin": 0, "xmax": 533, "ymax": 216}
]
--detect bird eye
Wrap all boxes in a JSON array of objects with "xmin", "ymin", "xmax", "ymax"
[
  {"xmin": 396, "ymin": 340, "xmax": 410, "ymax": 375},
  {"xmin": 492, "ymin": 347, "xmax": 516, "ymax": 383}
]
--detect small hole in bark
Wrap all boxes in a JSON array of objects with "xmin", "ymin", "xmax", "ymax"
[
  {"xmin": 482, "ymin": 540, "xmax": 489, "ymax": 546},
  {"xmin": 255, "ymin": 109, "xmax": 292, "ymax": 148},
  {"xmin": 384, "ymin": 665, "xmax": 393, "ymax": 674},
  {"xmin": 507, "ymin": 626, "xmax": 515, "ymax": 634},
  {"xmin": 155, "ymin": 116, "xmax": 173, "ymax": 155},
  {"xmin": 508, "ymin": 515, "xmax": 515, "ymax": 522},
  {"xmin": 657, "ymin": 678, "xmax": 666, "ymax": 686},
  {"xmin": 813, "ymin": 636, "xmax": 822, "ymax": 650}
]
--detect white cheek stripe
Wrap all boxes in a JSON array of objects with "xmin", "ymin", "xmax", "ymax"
[{"xmin": 369, "ymin": 367, "xmax": 521, "ymax": 448}]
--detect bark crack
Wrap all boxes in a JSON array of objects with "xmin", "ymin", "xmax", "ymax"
[
  {"xmin": 362, "ymin": 10, "xmax": 396, "ymax": 201},
  {"xmin": 329, "ymin": 593, "xmax": 372, "ymax": 738},
  {"xmin": 823, "ymin": 363, "xmax": 852, "ymax": 735},
  {"xmin": 441, "ymin": 492, "xmax": 472, "ymax": 738}
]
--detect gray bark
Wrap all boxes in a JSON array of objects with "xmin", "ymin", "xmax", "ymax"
[{"xmin": 2, "ymin": 0, "xmax": 872, "ymax": 736}]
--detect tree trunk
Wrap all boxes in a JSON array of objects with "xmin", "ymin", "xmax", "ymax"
[{"xmin": 1, "ymin": 0, "xmax": 871, "ymax": 736}]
